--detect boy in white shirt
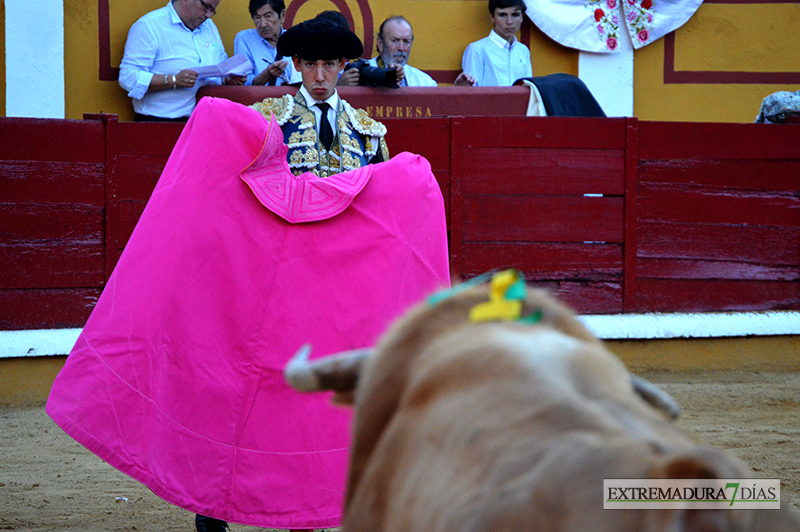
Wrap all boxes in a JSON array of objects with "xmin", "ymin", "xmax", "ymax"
[{"xmin": 462, "ymin": 0, "xmax": 533, "ymax": 86}]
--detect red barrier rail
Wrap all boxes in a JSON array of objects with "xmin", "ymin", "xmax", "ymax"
[{"xmin": 1, "ymin": 113, "xmax": 798, "ymax": 329}]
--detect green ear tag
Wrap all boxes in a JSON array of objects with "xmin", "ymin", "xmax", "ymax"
[
  {"xmin": 518, "ymin": 309, "xmax": 543, "ymax": 324},
  {"xmin": 504, "ymin": 278, "xmax": 527, "ymax": 301}
]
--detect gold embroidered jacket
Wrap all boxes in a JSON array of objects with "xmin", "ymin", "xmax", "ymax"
[{"xmin": 250, "ymin": 93, "xmax": 389, "ymax": 177}]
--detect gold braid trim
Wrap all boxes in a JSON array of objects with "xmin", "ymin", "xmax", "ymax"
[
  {"xmin": 249, "ymin": 95, "xmax": 293, "ymax": 125},
  {"xmin": 342, "ymin": 100, "xmax": 387, "ymax": 137}
]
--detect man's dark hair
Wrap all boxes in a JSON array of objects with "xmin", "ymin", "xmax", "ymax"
[
  {"xmin": 249, "ymin": 0, "xmax": 285, "ymax": 17},
  {"xmin": 316, "ymin": 10, "xmax": 351, "ymax": 31},
  {"xmin": 377, "ymin": 15, "xmax": 412, "ymax": 45},
  {"xmin": 488, "ymin": 0, "xmax": 526, "ymax": 16}
]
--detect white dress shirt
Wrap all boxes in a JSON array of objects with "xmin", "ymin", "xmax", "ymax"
[
  {"xmin": 298, "ymin": 85, "xmax": 340, "ymax": 140},
  {"xmin": 119, "ymin": 2, "xmax": 228, "ymax": 118},
  {"xmin": 461, "ymin": 29, "xmax": 533, "ymax": 87}
]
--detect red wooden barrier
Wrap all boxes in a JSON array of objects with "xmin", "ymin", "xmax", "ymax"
[
  {"xmin": 635, "ymin": 121, "xmax": 800, "ymax": 312},
  {"xmin": 0, "ymin": 117, "xmax": 106, "ymax": 329},
  {"xmin": 1, "ymin": 113, "xmax": 799, "ymax": 329},
  {"xmin": 450, "ymin": 116, "xmax": 629, "ymax": 313}
]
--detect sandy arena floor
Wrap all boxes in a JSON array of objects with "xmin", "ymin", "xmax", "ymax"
[{"xmin": 1, "ymin": 370, "xmax": 798, "ymax": 531}]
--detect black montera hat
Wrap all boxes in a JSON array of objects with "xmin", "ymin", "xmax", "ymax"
[{"xmin": 277, "ymin": 18, "xmax": 363, "ymax": 60}]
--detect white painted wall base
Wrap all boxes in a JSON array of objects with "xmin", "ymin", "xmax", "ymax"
[
  {"xmin": 2, "ymin": 312, "xmax": 799, "ymax": 359},
  {"xmin": 5, "ymin": 0, "xmax": 65, "ymax": 118}
]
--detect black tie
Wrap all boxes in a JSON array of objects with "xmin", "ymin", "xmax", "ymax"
[{"xmin": 316, "ymin": 102, "xmax": 334, "ymax": 151}]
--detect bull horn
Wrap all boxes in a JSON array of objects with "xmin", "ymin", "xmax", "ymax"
[
  {"xmin": 284, "ymin": 344, "xmax": 372, "ymax": 393},
  {"xmin": 630, "ymin": 374, "xmax": 681, "ymax": 420}
]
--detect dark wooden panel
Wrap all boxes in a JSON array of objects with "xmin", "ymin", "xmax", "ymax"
[
  {"xmin": 0, "ymin": 117, "xmax": 105, "ymax": 162},
  {"xmin": 639, "ymin": 158, "xmax": 800, "ymax": 193},
  {"xmin": 112, "ymin": 122, "xmax": 184, "ymax": 156},
  {"xmin": 0, "ymin": 288, "xmax": 101, "ymax": 329},
  {"xmin": 0, "ymin": 162, "xmax": 105, "ymax": 203},
  {"xmin": 457, "ymin": 148, "xmax": 625, "ymax": 195},
  {"xmin": 460, "ymin": 242, "xmax": 622, "ymax": 280},
  {"xmin": 638, "ymin": 222, "xmax": 799, "ymax": 265},
  {"xmin": 637, "ymin": 258, "xmax": 799, "ymax": 281},
  {"xmin": 639, "ymin": 121, "xmax": 800, "ymax": 160},
  {"xmin": 531, "ymin": 280, "xmax": 623, "ymax": 314},
  {"xmin": 383, "ymin": 118, "xmax": 451, "ymax": 170},
  {"xmin": 107, "ymin": 154, "xmax": 167, "ymax": 202},
  {"xmin": 0, "ymin": 242, "xmax": 104, "ymax": 289},
  {"xmin": 461, "ymin": 195, "xmax": 625, "ymax": 243},
  {"xmin": 634, "ymin": 279, "xmax": 800, "ymax": 312},
  {"xmin": 383, "ymin": 117, "xmax": 451, "ymax": 225},
  {"xmin": 0, "ymin": 203, "xmax": 104, "ymax": 242},
  {"xmin": 637, "ymin": 183, "xmax": 800, "ymax": 226},
  {"xmin": 452, "ymin": 116, "xmax": 628, "ymax": 149},
  {"xmin": 623, "ymin": 117, "xmax": 640, "ymax": 313}
]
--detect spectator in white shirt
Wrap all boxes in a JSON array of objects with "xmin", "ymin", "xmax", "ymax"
[
  {"xmin": 119, "ymin": 0, "xmax": 245, "ymax": 122},
  {"xmin": 462, "ymin": 0, "xmax": 533, "ymax": 86},
  {"xmin": 370, "ymin": 16, "xmax": 475, "ymax": 87}
]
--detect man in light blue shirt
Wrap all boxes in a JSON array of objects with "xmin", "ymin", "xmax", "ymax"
[
  {"xmin": 461, "ymin": 0, "xmax": 533, "ymax": 87},
  {"xmin": 119, "ymin": 0, "xmax": 245, "ymax": 121},
  {"xmin": 233, "ymin": 0, "xmax": 299, "ymax": 86}
]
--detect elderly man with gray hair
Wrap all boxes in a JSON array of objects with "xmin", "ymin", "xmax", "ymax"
[{"xmin": 368, "ymin": 15, "xmax": 475, "ymax": 87}]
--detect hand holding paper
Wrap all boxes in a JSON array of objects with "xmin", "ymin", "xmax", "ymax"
[{"xmin": 194, "ymin": 54, "xmax": 253, "ymax": 79}]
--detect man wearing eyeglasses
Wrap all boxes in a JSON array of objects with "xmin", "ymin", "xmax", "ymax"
[
  {"xmin": 234, "ymin": 0, "xmax": 299, "ymax": 86},
  {"xmin": 119, "ymin": 0, "xmax": 246, "ymax": 122}
]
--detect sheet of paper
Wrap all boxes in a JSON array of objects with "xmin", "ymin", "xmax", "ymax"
[{"xmin": 194, "ymin": 54, "xmax": 253, "ymax": 79}]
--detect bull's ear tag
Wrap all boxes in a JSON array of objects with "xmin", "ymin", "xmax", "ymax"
[
  {"xmin": 518, "ymin": 309, "xmax": 543, "ymax": 324},
  {"xmin": 469, "ymin": 270, "xmax": 525, "ymax": 323},
  {"xmin": 427, "ymin": 270, "xmax": 494, "ymax": 305}
]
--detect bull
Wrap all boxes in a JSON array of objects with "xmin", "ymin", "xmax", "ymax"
[{"xmin": 285, "ymin": 271, "xmax": 800, "ymax": 531}]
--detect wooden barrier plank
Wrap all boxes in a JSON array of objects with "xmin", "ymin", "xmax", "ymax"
[
  {"xmin": 0, "ymin": 118, "xmax": 105, "ymax": 162},
  {"xmin": 638, "ymin": 222, "xmax": 799, "ymax": 265},
  {"xmin": 639, "ymin": 159, "xmax": 800, "ymax": 192},
  {"xmin": 623, "ymin": 117, "xmax": 640, "ymax": 313},
  {"xmin": 0, "ymin": 243, "xmax": 104, "ymax": 289},
  {"xmin": 457, "ymin": 147, "xmax": 625, "ymax": 195},
  {"xmin": 461, "ymin": 195, "xmax": 624, "ymax": 243},
  {"xmin": 0, "ymin": 203, "xmax": 103, "ymax": 241},
  {"xmin": 635, "ymin": 279, "xmax": 800, "ymax": 312},
  {"xmin": 0, "ymin": 289, "xmax": 101, "ymax": 330},
  {"xmin": 535, "ymin": 280, "xmax": 623, "ymax": 314},
  {"xmin": 0, "ymin": 117, "xmax": 106, "ymax": 294},
  {"xmin": 384, "ymin": 118, "xmax": 450, "ymax": 169},
  {"xmin": 460, "ymin": 242, "xmax": 622, "ymax": 280},
  {"xmin": 452, "ymin": 116, "xmax": 628, "ymax": 149},
  {"xmin": 639, "ymin": 121, "xmax": 800, "ymax": 160},
  {"xmin": 383, "ymin": 117, "xmax": 451, "ymax": 224},
  {"xmin": 637, "ymin": 184, "xmax": 799, "ymax": 226},
  {"xmin": 0, "ymin": 161, "xmax": 105, "ymax": 203},
  {"xmin": 637, "ymin": 259, "xmax": 799, "ymax": 281},
  {"xmin": 0, "ymin": 199, "xmax": 103, "ymax": 288}
]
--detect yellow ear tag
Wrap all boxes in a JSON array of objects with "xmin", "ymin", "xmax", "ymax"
[{"xmin": 469, "ymin": 270, "xmax": 524, "ymax": 323}]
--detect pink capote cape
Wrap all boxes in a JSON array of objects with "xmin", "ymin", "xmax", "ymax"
[{"xmin": 46, "ymin": 97, "xmax": 450, "ymax": 528}]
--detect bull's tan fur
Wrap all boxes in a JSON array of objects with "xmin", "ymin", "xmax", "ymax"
[{"xmin": 287, "ymin": 285, "xmax": 800, "ymax": 532}]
